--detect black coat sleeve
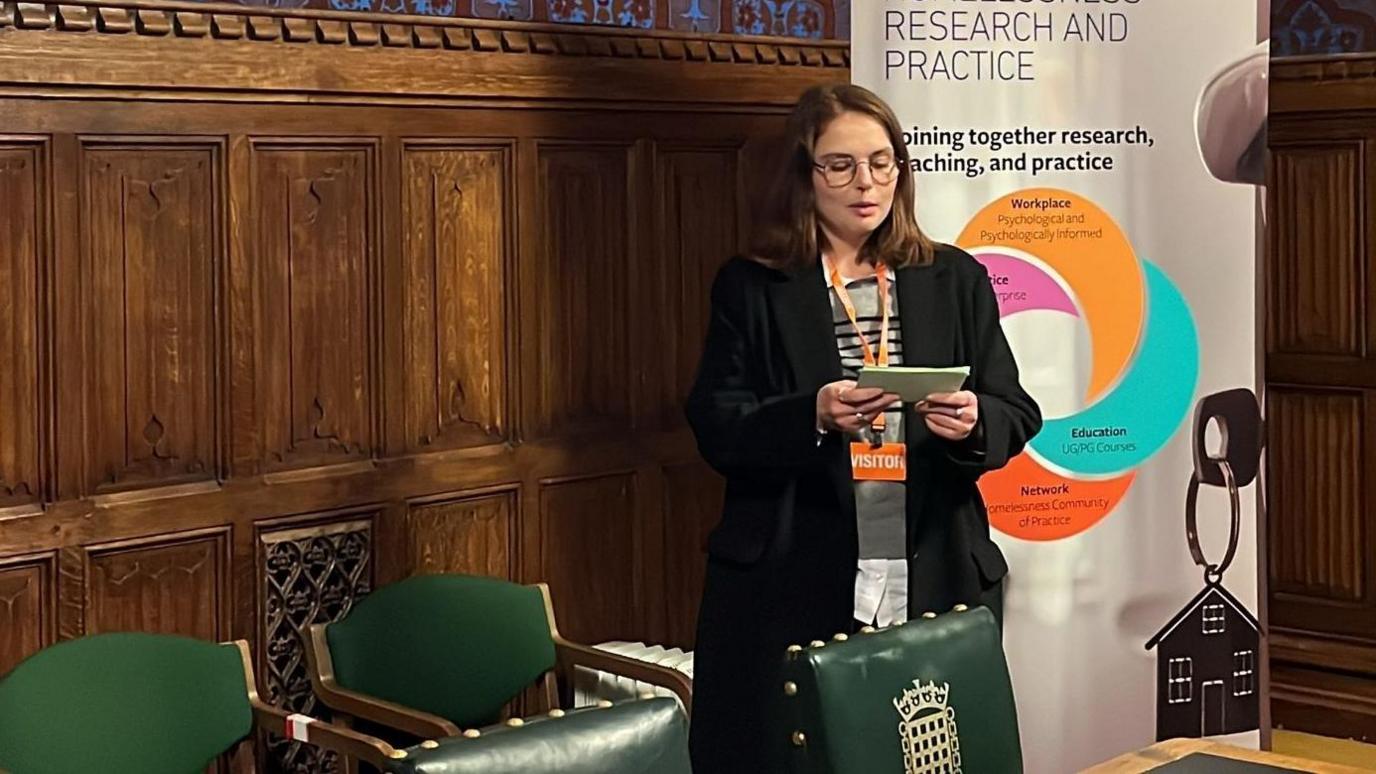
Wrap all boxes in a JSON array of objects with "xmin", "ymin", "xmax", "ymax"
[
  {"xmin": 947, "ymin": 260, "xmax": 1043, "ymax": 476},
  {"xmin": 684, "ymin": 262, "xmax": 832, "ymax": 478}
]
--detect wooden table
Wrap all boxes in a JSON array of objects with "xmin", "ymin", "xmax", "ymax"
[{"xmin": 1082, "ymin": 739, "xmax": 1373, "ymax": 773}]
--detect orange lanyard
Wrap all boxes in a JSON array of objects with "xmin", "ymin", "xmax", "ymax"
[{"xmin": 824, "ymin": 256, "xmax": 891, "ymax": 433}]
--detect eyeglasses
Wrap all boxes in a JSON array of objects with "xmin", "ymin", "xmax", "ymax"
[{"xmin": 812, "ymin": 154, "xmax": 901, "ymax": 188}]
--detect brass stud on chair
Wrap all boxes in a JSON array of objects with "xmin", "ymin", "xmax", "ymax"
[
  {"xmin": 388, "ymin": 750, "xmax": 409, "ymax": 760},
  {"xmin": 859, "ymin": 626, "xmax": 876, "ymax": 634},
  {"xmin": 506, "ymin": 718, "xmax": 525, "ymax": 728},
  {"xmin": 783, "ymin": 681, "xmax": 798, "ymax": 697},
  {"xmin": 787, "ymin": 644, "xmax": 803, "ymax": 654},
  {"xmin": 809, "ymin": 640, "xmax": 825, "ymax": 648},
  {"xmin": 791, "ymin": 731, "xmax": 807, "ymax": 747},
  {"xmin": 463, "ymin": 729, "xmax": 481, "ymax": 739},
  {"xmin": 953, "ymin": 603, "xmax": 969, "ymax": 612},
  {"xmin": 833, "ymin": 633, "xmax": 848, "ymax": 642},
  {"xmin": 597, "ymin": 699, "xmax": 613, "ymax": 708},
  {"xmin": 548, "ymin": 709, "xmax": 566, "ymax": 719},
  {"xmin": 420, "ymin": 740, "xmax": 439, "ymax": 749},
  {"xmin": 921, "ymin": 611, "xmax": 937, "ymax": 619}
]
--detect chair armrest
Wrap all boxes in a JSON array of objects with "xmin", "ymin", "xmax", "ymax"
[
  {"xmin": 250, "ymin": 699, "xmax": 405, "ymax": 769},
  {"xmin": 304, "ymin": 622, "xmax": 462, "ymax": 739},
  {"xmin": 554, "ymin": 638, "xmax": 693, "ymax": 715},
  {"xmin": 313, "ymin": 680, "xmax": 462, "ymax": 739}
]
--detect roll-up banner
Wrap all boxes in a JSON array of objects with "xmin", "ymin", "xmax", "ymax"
[{"xmin": 852, "ymin": 1, "xmax": 1269, "ymax": 769}]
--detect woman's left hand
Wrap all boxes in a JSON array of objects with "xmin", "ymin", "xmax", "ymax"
[{"xmin": 917, "ymin": 391, "xmax": 979, "ymax": 441}]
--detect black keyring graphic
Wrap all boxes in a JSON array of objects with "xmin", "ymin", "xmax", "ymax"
[{"xmin": 1185, "ymin": 460, "xmax": 1240, "ymax": 585}]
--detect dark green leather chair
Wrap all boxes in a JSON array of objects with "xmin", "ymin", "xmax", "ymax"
[
  {"xmin": 383, "ymin": 697, "xmax": 690, "ymax": 774},
  {"xmin": 0, "ymin": 632, "xmax": 404, "ymax": 774},
  {"xmin": 305, "ymin": 574, "xmax": 692, "ymax": 748},
  {"xmin": 781, "ymin": 606, "xmax": 1022, "ymax": 774}
]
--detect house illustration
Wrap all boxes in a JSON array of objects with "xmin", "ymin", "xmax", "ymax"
[{"xmin": 1145, "ymin": 581, "xmax": 1261, "ymax": 740}]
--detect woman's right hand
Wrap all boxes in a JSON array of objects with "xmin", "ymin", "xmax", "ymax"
[{"xmin": 816, "ymin": 380, "xmax": 899, "ymax": 434}]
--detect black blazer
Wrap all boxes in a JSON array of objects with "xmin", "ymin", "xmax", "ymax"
[
  {"xmin": 682, "ymin": 244, "xmax": 1042, "ymax": 773},
  {"xmin": 686, "ymin": 243, "xmax": 1041, "ymax": 607}
]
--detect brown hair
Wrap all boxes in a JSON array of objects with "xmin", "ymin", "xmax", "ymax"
[{"xmin": 750, "ymin": 83, "xmax": 936, "ymax": 270}]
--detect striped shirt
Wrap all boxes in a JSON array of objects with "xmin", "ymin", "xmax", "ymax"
[{"xmin": 826, "ymin": 264, "xmax": 909, "ymax": 627}]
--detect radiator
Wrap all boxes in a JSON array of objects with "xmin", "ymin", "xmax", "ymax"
[{"xmin": 571, "ymin": 641, "xmax": 694, "ymax": 708}]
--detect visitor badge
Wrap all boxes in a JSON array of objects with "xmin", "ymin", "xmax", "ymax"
[{"xmin": 850, "ymin": 442, "xmax": 907, "ymax": 481}]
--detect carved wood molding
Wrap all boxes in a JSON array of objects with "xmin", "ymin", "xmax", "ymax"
[
  {"xmin": 0, "ymin": 0, "xmax": 848, "ymax": 107},
  {"xmin": 1273, "ymin": 54, "xmax": 1376, "ymax": 114},
  {"xmin": 1271, "ymin": 679, "xmax": 1376, "ymax": 721},
  {"xmin": 1271, "ymin": 629, "xmax": 1376, "ymax": 677},
  {"xmin": 1273, "ymin": 53, "xmax": 1376, "ymax": 82}
]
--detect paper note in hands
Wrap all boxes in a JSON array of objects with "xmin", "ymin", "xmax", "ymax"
[{"xmin": 856, "ymin": 365, "xmax": 970, "ymax": 403}]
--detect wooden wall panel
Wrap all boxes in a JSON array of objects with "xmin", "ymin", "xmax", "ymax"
[
  {"xmin": 0, "ymin": 142, "xmax": 44, "ymax": 511},
  {"xmin": 1268, "ymin": 143, "xmax": 1364, "ymax": 358},
  {"xmin": 83, "ymin": 528, "xmax": 230, "ymax": 640},
  {"xmin": 405, "ymin": 489, "xmax": 516, "ymax": 579},
  {"xmin": 233, "ymin": 143, "xmax": 377, "ymax": 475},
  {"xmin": 0, "ymin": 6, "xmax": 845, "ymax": 766},
  {"xmin": 538, "ymin": 473, "xmax": 638, "ymax": 644},
  {"xmin": 649, "ymin": 145, "xmax": 740, "ymax": 427},
  {"xmin": 662, "ymin": 461, "xmax": 723, "ymax": 648},
  {"xmin": 0, "ymin": 553, "xmax": 55, "ymax": 674},
  {"xmin": 1268, "ymin": 390, "xmax": 1368, "ymax": 622},
  {"xmin": 398, "ymin": 144, "xmax": 510, "ymax": 453},
  {"xmin": 81, "ymin": 143, "xmax": 220, "ymax": 494},
  {"xmin": 525, "ymin": 144, "xmax": 635, "ymax": 439},
  {"xmin": 1270, "ymin": 58, "xmax": 1376, "ymax": 741}
]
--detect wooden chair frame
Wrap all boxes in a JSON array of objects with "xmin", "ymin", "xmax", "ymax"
[
  {"xmin": 228, "ymin": 639, "xmax": 410, "ymax": 772},
  {"xmin": 304, "ymin": 582, "xmax": 693, "ymax": 747}
]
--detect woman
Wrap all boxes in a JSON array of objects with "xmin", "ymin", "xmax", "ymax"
[{"xmin": 684, "ymin": 84, "xmax": 1041, "ymax": 772}]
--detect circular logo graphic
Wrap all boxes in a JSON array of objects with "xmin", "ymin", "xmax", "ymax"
[{"xmin": 957, "ymin": 188, "xmax": 1199, "ymax": 540}]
